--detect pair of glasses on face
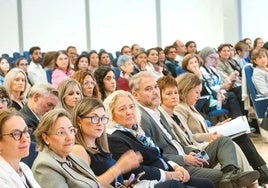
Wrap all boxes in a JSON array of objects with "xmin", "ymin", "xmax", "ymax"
[
  {"xmin": 80, "ymin": 115, "xmax": 109, "ymax": 125},
  {"xmin": 0, "ymin": 128, "xmax": 32, "ymax": 141},
  {"xmin": 0, "ymin": 98, "xmax": 9, "ymax": 104},
  {"xmin": 49, "ymin": 127, "xmax": 78, "ymax": 137}
]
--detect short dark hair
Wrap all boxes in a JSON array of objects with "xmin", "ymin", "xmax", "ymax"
[{"xmin": 29, "ymin": 46, "xmax": 41, "ymax": 55}]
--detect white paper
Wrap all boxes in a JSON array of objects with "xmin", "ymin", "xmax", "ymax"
[{"xmin": 208, "ymin": 116, "xmax": 250, "ymax": 138}]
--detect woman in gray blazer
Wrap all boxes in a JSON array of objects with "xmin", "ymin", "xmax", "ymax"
[{"xmin": 32, "ymin": 108, "xmax": 100, "ymax": 188}]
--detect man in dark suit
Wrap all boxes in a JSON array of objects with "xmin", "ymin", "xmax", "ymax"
[
  {"xmin": 129, "ymin": 71, "xmax": 259, "ymax": 188},
  {"xmin": 20, "ymin": 83, "xmax": 58, "ymax": 140}
]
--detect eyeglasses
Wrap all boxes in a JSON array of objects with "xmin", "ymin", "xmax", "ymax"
[
  {"xmin": 0, "ymin": 128, "xmax": 32, "ymax": 141},
  {"xmin": 208, "ymin": 56, "xmax": 218, "ymax": 60},
  {"xmin": 83, "ymin": 81, "xmax": 96, "ymax": 87},
  {"xmin": 19, "ymin": 63, "xmax": 28, "ymax": 66},
  {"xmin": 0, "ymin": 98, "xmax": 9, "ymax": 104},
  {"xmin": 49, "ymin": 127, "xmax": 78, "ymax": 137},
  {"xmin": 80, "ymin": 115, "xmax": 109, "ymax": 125}
]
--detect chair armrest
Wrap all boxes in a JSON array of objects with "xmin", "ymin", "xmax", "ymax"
[{"xmin": 255, "ymin": 95, "xmax": 268, "ymax": 101}]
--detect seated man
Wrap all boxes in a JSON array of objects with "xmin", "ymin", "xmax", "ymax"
[
  {"xmin": 20, "ymin": 83, "xmax": 58, "ymax": 140},
  {"xmin": 129, "ymin": 71, "xmax": 259, "ymax": 188}
]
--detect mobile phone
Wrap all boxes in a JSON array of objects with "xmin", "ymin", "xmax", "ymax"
[{"xmin": 196, "ymin": 151, "xmax": 210, "ymax": 161}]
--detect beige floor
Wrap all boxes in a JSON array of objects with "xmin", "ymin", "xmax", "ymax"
[{"xmin": 251, "ymin": 134, "xmax": 268, "ymax": 164}]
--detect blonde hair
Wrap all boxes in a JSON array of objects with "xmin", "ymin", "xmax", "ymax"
[
  {"xmin": 176, "ymin": 73, "xmax": 202, "ymax": 102},
  {"xmin": 4, "ymin": 68, "xmax": 28, "ymax": 100},
  {"xmin": 56, "ymin": 78, "xmax": 83, "ymax": 112},
  {"xmin": 34, "ymin": 108, "xmax": 71, "ymax": 151},
  {"xmin": 103, "ymin": 90, "xmax": 141, "ymax": 129}
]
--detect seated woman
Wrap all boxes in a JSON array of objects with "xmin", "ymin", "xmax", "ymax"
[
  {"xmin": 74, "ymin": 54, "xmax": 89, "ymax": 72},
  {"xmin": 94, "ymin": 66, "xmax": 116, "ymax": 101},
  {"xmin": 175, "ymin": 73, "xmax": 268, "ymax": 185},
  {"xmin": 0, "ymin": 57, "xmax": 10, "ymax": 85},
  {"xmin": 71, "ymin": 98, "xmax": 147, "ymax": 187},
  {"xmin": 4, "ymin": 68, "xmax": 28, "ymax": 111},
  {"xmin": 56, "ymin": 78, "xmax": 83, "ymax": 114},
  {"xmin": 103, "ymin": 90, "xmax": 215, "ymax": 188},
  {"xmin": 157, "ymin": 75, "xmax": 259, "ymax": 188},
  {"xmin": 72, "ymin": 69, "xmax": 101, "ymax": 99},
  {"xmin": 32, "ymin": 108, "xmax": 100, "ymax": 187},
  {"xmin": 252, "ymin": 48, "xmax": 268, "ymax": 96},
  {"xmin": 0, "ymin": 109, "xmax": 40, "ymax": 187},
  {"xmin": 181, "ymin": 53, "xmax": 243, "ymax": 119},
  {"xmin": 116, "ymin": 55, "xmax": 134, "ymax": 92},
  {"xmin": 51, "ymin": 50, "xmax": 74, "ymax": 89},
  {"xmin": 0, "ymin": 85, "xmax": 11, "ymax": 110}
]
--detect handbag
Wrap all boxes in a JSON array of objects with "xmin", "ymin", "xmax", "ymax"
[{"xmin": 260, "ymin": 108, "xmax": 268, "ymax": 131}]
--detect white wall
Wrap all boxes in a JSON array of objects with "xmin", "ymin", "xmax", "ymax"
[{"xmin": 0, "ymin": 0, "xmax": 266, "ymax": 57}]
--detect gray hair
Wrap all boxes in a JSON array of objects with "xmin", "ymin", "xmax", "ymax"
[
  {"xmin": 129, "ymin": 71, "xmax": 155, "ymax": 92},
  {"xmin": 198, "ymin": 46, "xmax": 217, "ymax": 61},
  {"xmin": 116, "ymin": 55, "xmax": 132, "ymax": 68},
  {"xmin": 27, "ymin": 83, "xmax": 58, "ymax": 98}
]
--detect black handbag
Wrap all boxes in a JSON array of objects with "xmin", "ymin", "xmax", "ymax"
[{"xmin": 260, "ymin": 108, "xmax": 268, "ymax": 131}]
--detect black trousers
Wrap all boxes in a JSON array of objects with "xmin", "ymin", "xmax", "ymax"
[
  {"xmin": 233, "ymin": 133, "xmax": 266, "ymax": 170},
  {"xmin": 155, "ymin": 178, "xmax": 214, "ymax": 188}
]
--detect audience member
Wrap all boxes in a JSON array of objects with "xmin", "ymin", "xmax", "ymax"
[
  {"xmin": 252, "ymin": 48, "xmax": 268, "ymax": 96},
  {"xmin": 94, "ymin": 66, "xmax": 116, "ymax": 101},
  {"xmin": 104, "ymin": 90, "xmax": 215, "ymax": 188},
  {"xmin": 0, "ymin": 57, "xmax": 10, "ymax": 85},
  {"xmin": 216, "ymin": 44, "xmax": 242, "ymax": 86},
  {"xmin": 116, "ymin": 55, "xmax": 134, "ymax": 92},
  {"xmin": 20, "ymin": 83, "xmax": 58, "ymax": 139},
  {"xmin": 120, "ymin": 45, "xmax": 132, "ymax": 56},
  {"xmin": 132, "ymin": 50, "xmax": 147, "ymax": 75},
  {"xmin": 88, "ymin": 51, "xmax": 99, "ymax": 73},
  {"xmin": 74, "ymin": 54, "xmax": 89, "ymax": 71},
  {"xmin": 253, "ymin": 38, "xmax": 264, "ymax": 49},
  {"xmin": 164, "ymin": 45, "xmax": 182, "ymax": 77},
  {"xmin": 4, "ymin": 68, "xmax": 28, "ymax": 111},
  {"xmin": 72, "ymin": 69, "xmax": 101, "ymax": 99},
  {"xmin": 71, "ymin": 98, "xmax": 143, "ymax": 187},
  {"xmin": 0, "ymin": 109, "xmax": 40, "ymax": 187},
  {"xmin": 32, "ymin": 108, "xmax": 100, "ymax": 187},
  {"xmin": 192, "ymin": 48, "xmax": 243, "ymax": 117},
  {"xmin": 155, "ymin": 47, "xmax": 172, "ymax": 76},
  {"xmin": 66, "ymin": 46, "xmax": 78, "ymax": 69},
  {"xmin": 234, "ymin": 41, "xmax": 250, "ymax": 68},
  {"xmin": 173, "ymin": 40, "xmax": 186, "ymax": 65},
  {"xmin": 175, "ymin": 73, "xmax": 268, "ymax": 184},
  {"xmin": 27, "ymin": 46, "xmax": 47, "ymax": 85},
  {"xmin": 14, "ymin": 57, "xmax": 32, "ymax": 85},
  {"xmin": 99, "ymin": 51, "xmax": 111, "ymax": 67},
  {"xmin": 243, "ymin": 38, "xmax": 253, "ymax": 50},
  {"xmin": 129, "ymin": 71, "xmax": 259, "ymax": 187},
  {"xmin": 145, "ymin": 48, "xmax": 163, "ymax": 79},
  {"xmin": 56, "ymin": 78, "xmax": 82, "ymax": 114},
  {"xmin": 0, "ymin": 86, "xmax": 11, "ymax": 110},
  {"xmin": 42, "ymin": 51, "xmax": 57, "ymax": 83},
  {"xmin": 185, "ymin": 41, "xmax": 197, "ymax": 55},
  {"xmin": 51, "ymin": 50, "xmax": 74, "ymax": 88},
  {"xmin": 131, "ymin": 44, "xmax": 141, "ymax": 57}
]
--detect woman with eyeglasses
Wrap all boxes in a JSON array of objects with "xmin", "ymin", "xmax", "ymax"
[
  {"xmin": 72, "ymin": 69, "xmax": 101, "ymax": 99},
  {"xmin": 0, "ymin": 86, "xmax": 11, "ymax": 110},
  {"xmin": 71, "ymin": 98, "xmax": 144, "ymax": 187},
  {"xmin": 32, "ymin": 108, "xmax": 101, "ymax": 187},
  {"xmin": 0, "ymin": 108, "xmax": 40, "ymax": 187}
]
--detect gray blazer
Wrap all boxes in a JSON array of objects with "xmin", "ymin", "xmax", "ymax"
[
  {"xmin": 32, "ymin": 147, "xmax": 100, "ymax": 188},
  {"xmin": 139, "ymin": 106, "xmax": 195, "ymax": 166}
]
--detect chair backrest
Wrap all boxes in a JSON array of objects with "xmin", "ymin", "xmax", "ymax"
[{"xmin": 244, "ymin": 64, "xmax": 257, "ymax": 99}]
